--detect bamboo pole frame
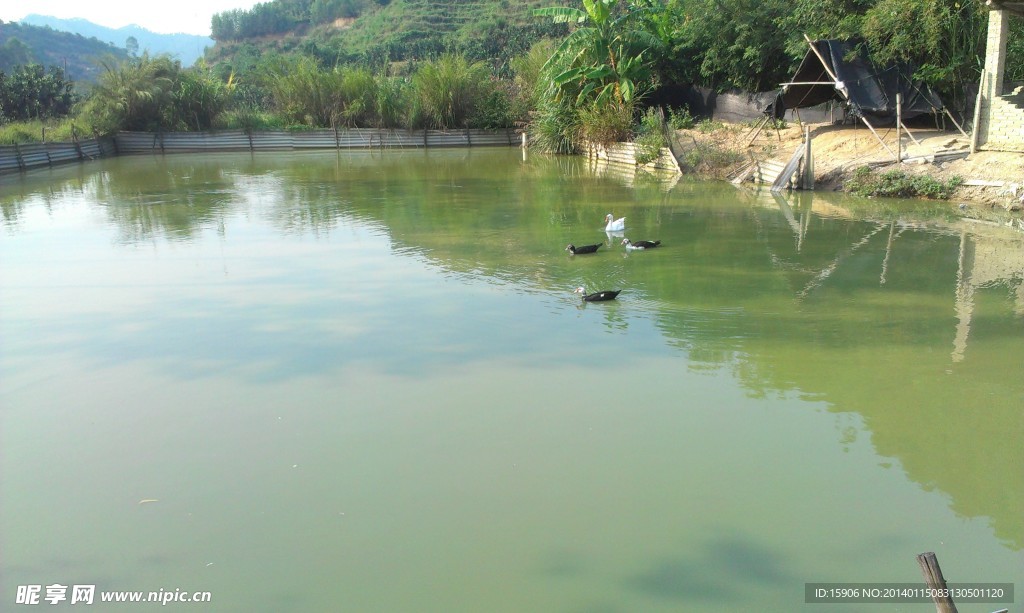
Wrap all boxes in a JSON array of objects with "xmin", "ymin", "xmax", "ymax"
[{"xmin": 802, "ymin": 34, "xmax": 899, "ymax": 161}]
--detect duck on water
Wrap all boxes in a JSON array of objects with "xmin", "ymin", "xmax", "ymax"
[
  {"xmin": 565, "ymin": 243, "xmax": 601, "ymax": 255},
  {"xmin": 621, "ymin": 238, "xmax": 661, "ymax": 250},
  {"xmin": 604, "ymin": 214, "xmax": 625, "ymax": 232},
  {"xmin": 574, "ymin": 287, "xmax": 621, "ymax": 302}
]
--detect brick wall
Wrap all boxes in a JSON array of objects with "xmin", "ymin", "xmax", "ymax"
[{"xmin": 977, "ymin": 9, "xmax": 1024, "ymax": 152}]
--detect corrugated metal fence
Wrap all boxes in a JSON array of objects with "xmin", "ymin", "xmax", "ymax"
[
  {"xmin": 0, "ymin": 128, "xmax": 519, "ymax": 175},
  {"xmin": 0, "ymin": 129, "xmax": 685, "ymax": 177},
  {"xmin": 114, "ymin": 128, "xmax": 518, "ymax": 153},
  {"xmin": 0, "ymin": 137, "xmax": 115, "ymax": 175},
  {"xmin": 585, "ymin": 142, "xmax": 680, "ymax": 174}
]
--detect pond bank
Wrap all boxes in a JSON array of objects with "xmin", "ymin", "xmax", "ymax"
[{"xmin": 676, "ymin": 121, "xmax": 1024, "ymax": 220}]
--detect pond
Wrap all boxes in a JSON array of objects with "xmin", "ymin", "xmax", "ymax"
[{"xmin": 1, "ymin": 148, "xmax": 1021, "ymax": 612}]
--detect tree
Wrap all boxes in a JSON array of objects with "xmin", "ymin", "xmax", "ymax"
[
  {"xmin": 668, "ymin": 0, "xmax": 794, "ymax": 92},
  {"xmin": 81, "ymin": 53, "xmax": 230, "ymax": 133},
  {"xmin": 861, "ymin": 0, "xmax": 987, "ymax": 112},
  {"xmin": 534, "ymin": 0, "xmax": 661, "ymax": 108},
  {"xmin": 126, "ymin": 36, "xmax": 139, "ymax": 57},
  {"xmin": 1009, "ymin": 14, "xmax": 1024, "ymax": 82},
  {"xmin": 81, "ymin": 54, "xmax": 177, "ymax": 132},
  {"xmin": 0, "ymin": 37, "xmax": 33, "ymax": 68},
  {"xmin": 0, "ymin": 64, "xmax": 77, "ymax": 122},
  {"xmin": 774, "ymin": 0, "xmax": 872, "ymax": 58}
]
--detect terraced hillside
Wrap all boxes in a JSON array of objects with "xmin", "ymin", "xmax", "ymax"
[{"xmin": 210, "ymin": 0, "xmax": 572, "ymax": 67}]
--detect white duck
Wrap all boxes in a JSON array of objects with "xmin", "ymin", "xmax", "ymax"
[{"xmin": 604, "ymin": 213, "xmax": 625, "ymax": 232}]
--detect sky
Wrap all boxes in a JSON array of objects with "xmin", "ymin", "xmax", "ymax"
[{"xmin": 0, "ymin": 0, "xmax": 262, "ymax": 36}]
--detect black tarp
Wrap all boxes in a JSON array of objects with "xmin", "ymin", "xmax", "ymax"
[{"xmin": 779, "ymin": 40, "xmax": 944, "ymax": 123}]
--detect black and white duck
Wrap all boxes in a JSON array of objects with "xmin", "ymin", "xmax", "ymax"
[
  {"xmin": 621, "ymin": 238, "xmax": 661, "ymax": 251},
  {"xmin": 574, "ymin": 287, "xmax": 621, "ymax": 302}
]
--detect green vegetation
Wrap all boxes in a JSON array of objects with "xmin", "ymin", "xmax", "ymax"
[
  {"xmin": 666, "ymin": 106, "xmax": 694, "ymax": 130},
  {"xmin": 0, "ymin": 64, "xmax": 77, "ymax": 122},
  {"xmin": 411, "ymin": 54, "xmax": 496, "ymax": 128},
  {"xmin": 845, "ymin": 166, "xmax": 964, "ymax": 199},
  {"xmin": 680, "ymin": 141, "xmax": 743, "ymax": 173},
  {"xmin": 0, "ymin": 117, "xmax": 92, "ymax": 144},
  {"xmin": 77, "ymin": 54, "xmax": 230, "ymax": 133},
  {"xmin": 530, "ymin": 0, "xmax": 659, "ymax": 151},
  {"xmin": 633, "ymin": 107, "xmax": 667, "ymax": 164},
  {"xmin": 0, "ymin": 21, "xmax": 129, "ymax": 83},
  {"xmin": 1, "ymin": 0, "xmax": 1022, "ymax": 196}
]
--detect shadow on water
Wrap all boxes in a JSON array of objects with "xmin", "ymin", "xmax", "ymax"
[{"xmin": 627, "ymin": 536, "xmax": 798, "ymax": 602}]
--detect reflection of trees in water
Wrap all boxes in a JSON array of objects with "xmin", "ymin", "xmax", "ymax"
[
  {"xmin": 742, "ymin": 192, "xmax": 1024, "ymax": 551},
  {"xmin": 82, "ymin": 157, "xmax": 240, "ymax": 243},
  {"xmin": 17, "ymin": 151, "xmax": 1022, "ymax": 548}
]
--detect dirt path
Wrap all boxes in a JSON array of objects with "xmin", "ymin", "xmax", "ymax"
[{"xmin": 675, "ymin": 121, "xmax": 1024, "ymax": 213}]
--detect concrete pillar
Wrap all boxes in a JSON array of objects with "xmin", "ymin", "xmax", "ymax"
[
  {"xmin": 984, "ymin": 9, "xmax": 1008, "ymax": 99},
  {"xmin": 977, "ymin": 9, "xmax": 1009, "ymax": 150}
]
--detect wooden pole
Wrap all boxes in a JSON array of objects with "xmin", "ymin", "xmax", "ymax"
[
  {"xmin": 802, "ymin": 34, "xmax": 898, "ymax": 161},
  {"xmin": 802, "ymin": 125, "xmax": 813, "ymax": 189},
  {"xmin": 745, "ymin": 115, "xmax": 769, "ymax": 147},
  {"xmin": 971, "ymin": 72, "xmax": 986, "ymax": 153},
  {"xmin": 859, "ymin": 116, "xmax": 899, "ymax": 161},
  {"xmin": 896, "ymin": 93, "xmax": 902, "ymax": 164},
  {"xmin": 900, "ymin": 120, "xmax": 922, "ymax": 146},
  {"xmin": 944, "ymin": 109, "xmax": 969, "ymax": 139},
  {"xmin": 916, "ymin": 552, "xmax": 958, "ymax": 613}
]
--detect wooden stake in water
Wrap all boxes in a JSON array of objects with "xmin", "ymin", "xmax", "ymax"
[{"xmin": 916, "ymin": 552, "xmax": 958, "ymax": 613}]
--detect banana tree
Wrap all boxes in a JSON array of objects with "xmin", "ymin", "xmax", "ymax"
[{"xmin": 534, "ymin": 0, "xmax": 661, "ymax": 108}]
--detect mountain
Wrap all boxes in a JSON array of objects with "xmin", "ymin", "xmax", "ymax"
[
  {"xmin": 0, "ymin": 20, "xmax": 129, "ymax": 83},
  {"xmin": 206, "ymin": 0, "xmax": 572, "ymax": 68},
  {"xmin": 20, "ymin": 15, "xmax": 212, "ymax": 66}
]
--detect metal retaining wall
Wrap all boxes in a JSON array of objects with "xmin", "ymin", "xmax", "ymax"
[
  {"xmin": 1, "ymin": 129, "xmax": 684, "ymax": 176},
  {"xmin": 0, "ymin": 137, "xmax": 115, "ymax": 175},
  {"xmin": 113, "ymin": 128, "xmax": 519, "ymax": 154},
  {"xmin": 585, "ymin": 142, "xmax": 680, "ymax": 174},
  {"xmin": 0, "ymin": 129, "xmax": 519, "ymax": 175}
]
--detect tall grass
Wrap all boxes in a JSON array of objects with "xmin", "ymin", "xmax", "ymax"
[
  {"xmin": 575, "ymin": 101, "xmax": 634, "ymax": 149},
  {"xmin": 411, "ymin": 54, "xmax": 493, "ymax": 129},
  {"xmin": 0, "ymin": 118, "xmax": 98, "ymax": 145}
]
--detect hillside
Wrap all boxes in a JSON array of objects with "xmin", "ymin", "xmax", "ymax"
[
  {"xmin": 208, "ymin": 0, "xmax": 571, "ymax": 67},
  {"xmin": 20, "ymin": 16, "xmax": 213, "ymax": 66},
  {"xmin": 0, "ymin": 20, "xmax": 128, "ymax": 83}
]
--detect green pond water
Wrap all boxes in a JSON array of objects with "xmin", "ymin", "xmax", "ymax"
[{"xmin": 1, "ymin": 148, "xmax": 1021, "ymax": 612}]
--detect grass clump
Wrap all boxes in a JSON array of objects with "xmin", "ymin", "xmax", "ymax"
[
  {"xmin": 695, "ymin": 118, "xmax": 726, "ymax": 133},
  {"xmin": 680, "ymin": 141, "xmax": 743, "ymax": 174},
  {"xmin": 846, "ymin": 166, "xmax": 964, "ymax": 199},
  {"xmin": 667, "ymin": 106, "xmax": 694, "ymax": 130},
  {"xmin": 575, "ymin": 102, "xmax": 633, "ymax": 150},
  {"xmin": 633, "ymin": 107, "xmax": 667, "ymax": 165}
]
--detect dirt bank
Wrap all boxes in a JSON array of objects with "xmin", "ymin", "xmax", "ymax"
[{"xmin": 676, "ymin": 121, "xmax": 1024, "ymax": 217}]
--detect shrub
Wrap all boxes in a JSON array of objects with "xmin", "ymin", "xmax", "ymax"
[
  {"xmin": 531, "ymin": 98, "xmax": 580, "ymax": 154},
  {"xmin": 412, "ymin": 54, "xmax": 492, "ymax": 129},
  {"xmin": 470, "ymin": 82, "xmax": 514, "ymax": 129},
  {"xmin": 634, "ymin": 107, "xmax": 667, "ymax": 165},
  {"xmin": 667, "ymin": 106, "xmax": 694, "ymax": 130},
  {"xmin": 576, "ymin": 101, "xmax": 633, "ymax": 149}
]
